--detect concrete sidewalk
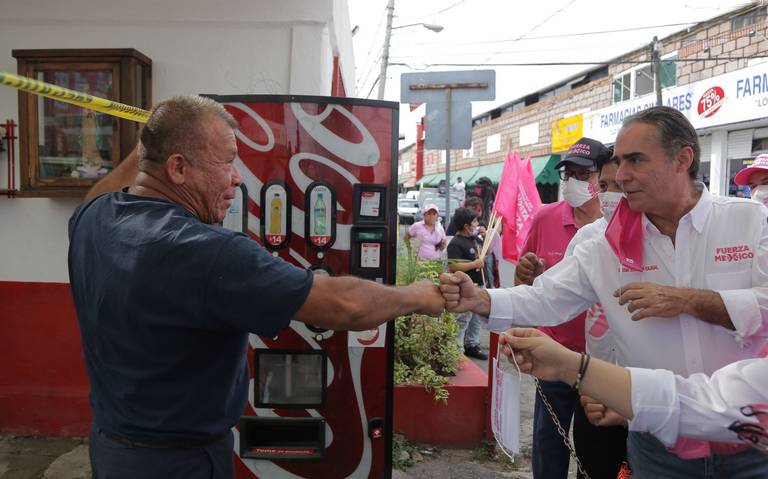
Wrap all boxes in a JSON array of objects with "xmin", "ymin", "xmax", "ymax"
[
  {"xmin": 0, "ymin": 434, "xmax": 533, "ymax": 479},
  {"xmin": 0, "ymin": 436, "xmax": 89, "ymax": 479}
]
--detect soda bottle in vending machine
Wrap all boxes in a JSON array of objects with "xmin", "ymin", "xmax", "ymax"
[
  {"xmin": 314, "ymin": 192, "xmax": 327, "ymax": 236},
  {"xmin": 269, "ymin": 193, "xmax": 282, "ymax": 235}
]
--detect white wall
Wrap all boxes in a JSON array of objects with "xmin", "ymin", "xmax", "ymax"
[{"xmin": 0, "ymin": 0, "xmax": 355, "ymax": 282}]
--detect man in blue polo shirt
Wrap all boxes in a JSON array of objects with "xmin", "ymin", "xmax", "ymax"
[{"xmin": 69, "ymin": 95, "xmax": 444, "ymax": 478}]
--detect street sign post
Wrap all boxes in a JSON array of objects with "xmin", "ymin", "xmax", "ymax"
[{"xmin": 401, "ymin": 70, "xmax": 495, "ymax": 222}]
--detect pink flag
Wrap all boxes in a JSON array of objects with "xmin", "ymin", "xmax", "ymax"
[{"xmin": 493, "ymin": 152, "xmax": 542, "ymax": 262}]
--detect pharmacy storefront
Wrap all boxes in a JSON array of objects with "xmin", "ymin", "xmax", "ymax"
[{"xmin": 584, "ymin": 60, "xmax": 768, "ymax": 197}]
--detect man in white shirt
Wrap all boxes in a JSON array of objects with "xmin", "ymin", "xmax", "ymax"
[
  {"xmin": 453, "ymin": 176, "xmax": 466, "ymax": 201},
  {"xmin": 440, "ymin": 106, "xmax": 768, "ymax": 478}
]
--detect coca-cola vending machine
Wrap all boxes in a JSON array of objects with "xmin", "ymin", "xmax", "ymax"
[{"xmin": 210, "ymin": 95, "xmax": 399, "ymax": 479}]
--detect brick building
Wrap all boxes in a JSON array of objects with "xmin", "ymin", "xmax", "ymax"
[{"xmin": 402, "ymin": 3, "xmax": 768, "ymax": 201}]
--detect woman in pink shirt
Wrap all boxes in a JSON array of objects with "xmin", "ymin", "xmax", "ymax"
[{"xmin": 405, "ymin": 203, "xmax": 446, "ymax": 261}]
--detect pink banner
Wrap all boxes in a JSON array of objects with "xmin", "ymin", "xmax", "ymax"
[{"xmin": 494, "ymin": 152, "xmax": 541, "ymax": 262}]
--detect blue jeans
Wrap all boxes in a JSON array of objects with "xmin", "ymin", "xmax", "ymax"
[
  {"xmin": 483, "ymin": 255, "xmax": 494, "ymax": 288},
  {"xmin": 456, "ymin": 311, "xmax": 481, "ymax": 348},
  {"xmin": 628, "ymin": 432, "xmax": 768, "ymax": 479},
  {"xmin": 89, "ymin": 427, "xmax": 234, "ymax": 479},
  {"xmin": 532, "ymin": 379, "xmax": 589, "ymax": 479}
]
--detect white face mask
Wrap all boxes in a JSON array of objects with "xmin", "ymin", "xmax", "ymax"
[
  {"xmin": 751, "ymin": 185, "xmax": 768, "ymax": 207},
  {"xmin": 598, "ymin": 191, "xmax": 624, "ymax": 222},
  {"xmin": 561, "ymin": 178, "xmax": 598, "ymax": 207},
  {"xmin": 491, "ymin": 336, "xmax": 521, "ymax": 457}
]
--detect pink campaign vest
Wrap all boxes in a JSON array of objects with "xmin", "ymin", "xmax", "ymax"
[{"xmin": 605, "ymin": 200, "xmax": 756, "ymax": 458}]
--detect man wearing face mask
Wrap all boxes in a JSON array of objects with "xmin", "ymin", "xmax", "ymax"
[
  {"xmin": 734, "ymin": 154, "xmax": 768, "ymax": 206},
  {"xmin": 513, "ymin": 137, "xmax": 609, "ymax": 479}
]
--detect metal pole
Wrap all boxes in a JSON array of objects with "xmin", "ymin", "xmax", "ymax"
[
  {"xmin": 377, "ymin": 0, "xmax": 395, "ymax": 100},
  {"xmin": 652, "ymin": 36, "xmax": 663, "ymax": 107},
  {"xmin": 445, "ymin": 88, "xmax": 452, "ymax": 226}
]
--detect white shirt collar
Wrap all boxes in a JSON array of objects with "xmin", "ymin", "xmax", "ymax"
[{"xmin": 643, "ymin": 182, "xmax": 711, "ymax": 236}]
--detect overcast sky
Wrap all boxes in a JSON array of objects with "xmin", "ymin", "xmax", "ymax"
[{"xmin": 348, "ymin": 0, "xmax": 756, "ymax": 145}]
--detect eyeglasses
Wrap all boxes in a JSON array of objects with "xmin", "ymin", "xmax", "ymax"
[
  {"xmin": 728, "ymin": 406, "xmax": 768, "ymax": 454},
  {"xmin": 558, "ymin": 168, "xmax": 597, "ymax": 181}
]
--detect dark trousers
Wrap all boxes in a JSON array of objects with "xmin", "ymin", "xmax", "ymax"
[
  {"xmin": 576, "ymin": 418, "xmax": 628, "ymax": 479},
  {"xmin": 89, "ymin": 427, "xmax": 234, "ymax": 479},
  {"xmin": 628, "ymin": 431, "xmax": 768, "ymax": 479},
  {"xmin": 532, "ymin": 379, "xmax": 627, "ymax": 479}
]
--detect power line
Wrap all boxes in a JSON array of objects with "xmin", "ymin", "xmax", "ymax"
[
  {"xmin": 396, "ymin": 0, "xmax": 467, "ymax": 20},
  {"xmin": 358, "ymin": 44, "xmax": 385, "ymax": 98},
  {"xmin": 427, "ymin": 0, "xmax": 467, "ymax": 16},
  {"xmin": 483, "ymin": 0, "xmax": 579, "ymax": 63},
  {"xmin": 389, "ymin": 44, "xmax": 606, "ymax": 59},
  {"xmin": 389, "ymin": 55, "xmax": 768, "ymax": 69},
  {"xmin": 354, "ymin": 1, "xmax": 390, "ymax": 92},
  {"xmin": 410, "ymin": 21, "xmax": 702, "ymax": 47}
]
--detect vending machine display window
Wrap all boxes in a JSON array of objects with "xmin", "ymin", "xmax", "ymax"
[
  {"xmin": 353, "ymin": 184, "xmax": 388, "ymax": 224},
  {"xmin": 255, "ymin": 350, "xmax": 327, "ymax": 408}
]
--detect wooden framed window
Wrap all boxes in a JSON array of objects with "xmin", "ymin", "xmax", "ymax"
[{"xmin": 13, "ymin": 49, "xmax": 151, "ymax": 197}]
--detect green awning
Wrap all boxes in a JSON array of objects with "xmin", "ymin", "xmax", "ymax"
[
  {"xmin": 449, "ymin": 165, "xmax": 479, "ymax": 185},
  {"xmin": 531, "ymin": 154, "xmax": 561, "ymax": 185},
  {"xmin": 417, "ymin": 165, "xmax": 480, "ymax": 187},
  {"xmin": 416, "ymin": 173, "xmax": 437, "ymax": 186},
  {"xmin": 470, "ymin": 162, "xmax": 505, "ymax": 185},
  {"xmin": 466, "ymin": 155, "xmax": 561, "ymax": 186}
]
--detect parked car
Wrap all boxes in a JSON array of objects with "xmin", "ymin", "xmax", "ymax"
[
  {"xmin": 397, "ymin": 198, "xmax": 419, "ymax": 224},
  {"xmin": 415, "ymin": 195, "xmax": 460, "ymax": 226}
]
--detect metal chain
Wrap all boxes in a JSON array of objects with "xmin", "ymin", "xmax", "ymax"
[{"xmin": 534, "ymin": 378, "xmax": 591, "ymax": 479}]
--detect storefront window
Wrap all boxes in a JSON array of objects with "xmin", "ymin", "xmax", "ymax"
[
  {"xmin": 612, "ymin": 54, "xmax": 677, "ymax": 104},
  {"xmin": 612, "ymin": 73, "xmax": 631, "ymax": 103},
  {"xmin": 13, "ymin": 49, "xmax": 151, "ymax": 196}
]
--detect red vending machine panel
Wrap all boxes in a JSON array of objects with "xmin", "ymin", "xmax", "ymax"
[{"xmin": 208, "ymin": 95, "xmax": 399, "ymax": 479}]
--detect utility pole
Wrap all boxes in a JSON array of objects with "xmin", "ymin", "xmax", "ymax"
[
  {"xmin": 377, "ymin": 0, "xmax": 395, "ymax": 100},
  {"xmin": 652, "ymin": 36, "xmax": 663, "ymax": 107}
]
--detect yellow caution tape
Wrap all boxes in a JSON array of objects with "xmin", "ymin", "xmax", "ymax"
[{"xmin": 0, "ymin": 71, "xmax": 150, "ymax": 123}]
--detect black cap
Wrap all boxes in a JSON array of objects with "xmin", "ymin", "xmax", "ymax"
[{"xmin": 554, "ymin": 137, "xmax": 611, "ymax": 169}]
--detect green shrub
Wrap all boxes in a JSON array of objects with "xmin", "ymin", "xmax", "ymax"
[{"xmin": 394, "ymin": 244, "xmax": 462, "ymax": 402}]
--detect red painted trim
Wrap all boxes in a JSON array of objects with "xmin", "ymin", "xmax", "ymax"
[
  {"xmin": 394, "ymin": 358, "xmax": 489, "ymax": 446},
  {"xmin": 487, "ymin": 332, "xmax": 500, "ymax": 444},
  {"xmin": 0, "ymin": 281, "xmax": 91, "ymax": 436},
  {"xmin": 331, "ymin": 56, "xmax": 347, "ymax": 98},
  {"xmin": 415, "ymin": 117, "xmax": 424, "ymax": 181}
]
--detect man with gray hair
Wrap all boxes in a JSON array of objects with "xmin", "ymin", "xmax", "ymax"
[
  {"xmin": 69, "ymin": 95, "xmax": 444, "ymax": 478},
  {"xmin": 440, "ymin": 106, "xmax": 768, "ymax": 477}
]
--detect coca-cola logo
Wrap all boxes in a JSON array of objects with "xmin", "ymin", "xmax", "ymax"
[{"xmin": 698, "ymin": 86, "xmax": 725, "ymax": 118}]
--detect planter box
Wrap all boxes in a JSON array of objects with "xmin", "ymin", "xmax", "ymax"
[{"xmin": 393, "ymin": 358, "xmax": 491, "ymax": 447}]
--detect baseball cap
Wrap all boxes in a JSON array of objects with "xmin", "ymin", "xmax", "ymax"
[
  {"xmin": 554, "ymin": 137, "xmax": 611, "ymax": 169},
  {"xmin": 423, "ymin": 203, "xmax": 439, "ymax": 214},
  {"xmin": 734, "ymin": 154, "xmax": 768, "ymax": 186}
]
